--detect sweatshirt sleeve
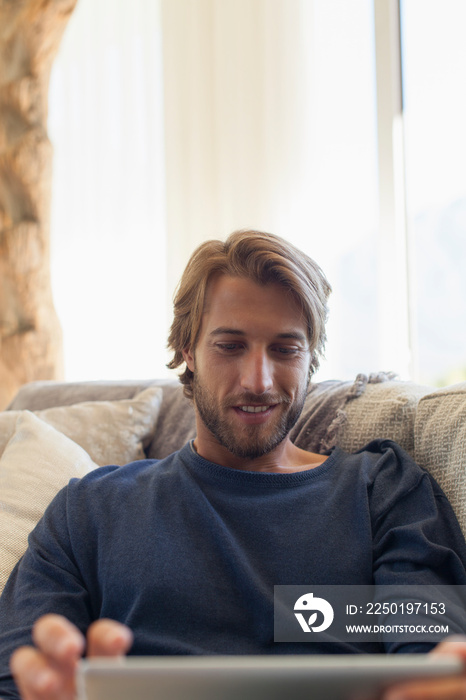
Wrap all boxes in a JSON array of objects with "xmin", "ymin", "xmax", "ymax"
[
  {"xmin": 366, "ymin": 440, "xmax": 466, "ymax": 652},
  {"xmin": 0, "ymin": 483, "xmax": 94, "ymax": 700}
]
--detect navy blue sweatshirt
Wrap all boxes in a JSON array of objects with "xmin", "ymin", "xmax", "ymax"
[{"xmin": 1, "ymin": 439, "xmax": 466, "ymax": 698}]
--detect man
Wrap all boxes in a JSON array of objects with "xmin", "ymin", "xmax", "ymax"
[{"xmin": 1, "ymin": 229, "xmax": 466, "ymax": 700}]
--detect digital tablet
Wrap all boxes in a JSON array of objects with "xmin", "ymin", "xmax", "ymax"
[{"xmin": 77, "ymin": 654, "xmax": 463, "ymax": 700}]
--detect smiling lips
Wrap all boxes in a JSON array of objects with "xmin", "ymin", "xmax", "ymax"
[
  {"xmin": 238, "ymin": 405, "xmax": 272, "ymax": 413},
  {"xmin": 226, "ymin": 394, "xmax": 289, "ymax": 417}
]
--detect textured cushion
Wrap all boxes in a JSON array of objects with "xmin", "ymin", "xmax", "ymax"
[
  {"xmin": 0, "ymin": 386, "xmax": 163, "ymax": 466},
  {"xmin": 292, "ymin": 374, "xmax": 430, "ymax": 457},
  {"xmin": 0, "ymin": 412, "xmax": 98, "ymax": 593},
  {"xmin": 414, "ymin": 382, "xmax": 466, "ymax": 532},
  {"xmin": 338, "ymin": 378, "xmax": 431, "ymax": 457}
]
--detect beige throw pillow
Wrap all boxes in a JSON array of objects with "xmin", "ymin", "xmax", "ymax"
[
  {"xmin": 0, "ymin": 386, "xmax": 163, "ymax": 466},
  {"xmin": 339, "ymin": 380, "xmax": 431, "ymax": 457},
  {"xmin": 414, "ymin": 383, "xmax": 466, "ymax": 533},
  {"xmin": 0, "ymin": 412, "xmax": 99, "ymax": 593}
]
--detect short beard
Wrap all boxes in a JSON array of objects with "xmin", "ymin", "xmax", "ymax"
[{"xmin": 192, "ymin": 373, "xmax": 309, "ymax": 461}]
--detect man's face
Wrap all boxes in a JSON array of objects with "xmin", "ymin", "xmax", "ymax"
[{"xmin": 182, "ymin": 275, "xmax": 311, "ymax": 463}]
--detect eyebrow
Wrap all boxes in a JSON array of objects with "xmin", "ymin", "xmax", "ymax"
[{"xmin": 209, "ymin": 327, "xmax": 307, "ymax": 342}]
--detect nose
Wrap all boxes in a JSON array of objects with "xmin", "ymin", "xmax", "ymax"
[{"xmin": 239, "ymin": 348, "xmax": 274, "ymax": 395}]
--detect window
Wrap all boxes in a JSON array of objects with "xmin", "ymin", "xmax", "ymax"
[{"xmin": 400, "ymin": 0, "xmax": 466, "ymax": 385}]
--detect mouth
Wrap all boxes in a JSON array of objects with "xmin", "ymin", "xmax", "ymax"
[
  {"xmin": 231, "ymin": 403, "xmax": 278, "ymax": 424},
  {"xmin": 237, "ymin": 405, "xmax": 272, "ymax": 414}
]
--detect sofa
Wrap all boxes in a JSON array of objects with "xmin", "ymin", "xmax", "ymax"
[{"xmin": 1, "ymin": 372, "xmax": 465, "ymax": 595}]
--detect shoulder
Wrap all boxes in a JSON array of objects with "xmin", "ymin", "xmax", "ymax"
[
  {"xmin": 32, "ymin": 447, "xmax": 190, "ymax": 545},
  {"xmin": 47, "ymin": 447, "xmax": 187, "ymax": 515},
  {"xmin": 348, "ymin": 439, "xmax": 456, "ymax": 527},
  {"xmin": 341, "ymin": 438, "xmax": 430, "ymax": 488},
  {"xmin": 73, "ymin": 447, "xmax": 186, "ymax": 490},
  {"xmin": 332, "ymin": 438, "xmax": 446, "ymax": 519}
]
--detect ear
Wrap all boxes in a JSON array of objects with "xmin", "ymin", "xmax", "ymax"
[{"xmin": 182, "ymin": 346, "xmax": 195, "ymax": 372}]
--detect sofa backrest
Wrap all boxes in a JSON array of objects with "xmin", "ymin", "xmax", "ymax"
[
  {"xmin": 7, "ymin": 374, "xmax": 466, "ymax": 531},
  {"xmin": 7, "ymin": 373, "xmax": 427, "ymax": 459}
]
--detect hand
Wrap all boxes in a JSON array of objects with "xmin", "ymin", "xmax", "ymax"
[
  {"xmin": 382, "ymin": 636, "xmax": 466, "ymax": 700},
  {"xmin": 9, "ymin": 614, "xmax": 133, "ymax": 700}
]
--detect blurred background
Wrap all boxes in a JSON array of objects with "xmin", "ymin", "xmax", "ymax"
[{"xmin": 47, "ymin": 0, "xmax": 466, "ymax": 387}]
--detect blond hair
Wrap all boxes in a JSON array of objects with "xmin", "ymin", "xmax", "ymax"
[{"xmin": 167, "ymin": 229, "xmax": 331, "ymax": 398}]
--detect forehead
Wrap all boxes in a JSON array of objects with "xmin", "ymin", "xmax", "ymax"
[{"xmin": 201, "ymin": 275, "xmax": 306, "ymax": 336}]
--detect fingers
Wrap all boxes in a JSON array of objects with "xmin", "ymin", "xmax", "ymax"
[
  {"xmin": 383, "ymin": 638, "xmax": 466, "ymax": 700},
  {"xmin": 10, "ymin": 615, "xmax": 133, "ymax": 700},
  {"xmin": 10, "ymin": 615, "xmax": 85, "ymax": 700},
  {"xmin": 86, "ymin": 618, "xmax": 134, "ymax": 657},
  {"xmin": 10, "ymin": 644, "xmax": 77, "ymax": 700},
  {"xmin": 431, "ymin": 637, "xmax": 466, "ymax": 664},
  {"xmin": 383, "ymin": 676, "xmax": 466, "ymax": 700},
  {"xmin": 32, "ymin": 614, "xmax": 85, "ymax": 667},
  {"xmin": 11, "ymin": 646, "xmax": 57, "ymax": 700}
]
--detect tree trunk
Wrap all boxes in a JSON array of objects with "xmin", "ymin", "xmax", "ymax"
[{"xmin": 0, "ymin": 0, "xmax": 77, "ymax": 409}]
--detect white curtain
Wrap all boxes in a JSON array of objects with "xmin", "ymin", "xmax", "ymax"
[
  {"xmin": 49, "ymin": 0, "xmax": 167, "ymax": 381},
  {"xmin": 49, "ymin": 0, "xmax": 378, "ymax": 382},
  {"xmin": 161, "ymin": 0, "xmax": 318, "ymax": 285}
]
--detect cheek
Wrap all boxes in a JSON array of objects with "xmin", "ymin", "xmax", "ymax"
[
  {"xmin": 197, "ymin": 351, "xmax": 229, "ymax": 380},
  {"xmin": 278, "ymin": 362, "xmax": 310, "ymax": 391}
]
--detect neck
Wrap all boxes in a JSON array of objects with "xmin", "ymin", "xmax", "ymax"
[{"xmin": 192, "ymin": 432, "xmax": 327, "ymax": 473}]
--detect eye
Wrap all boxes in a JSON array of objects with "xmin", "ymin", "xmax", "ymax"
[
  {"xmin": 216, "ymin": 343, "xmax": 242, "ymax": 352},
  {"xmin": 273, "ymin": 346, "xmax": 300, "ymax": 355}
]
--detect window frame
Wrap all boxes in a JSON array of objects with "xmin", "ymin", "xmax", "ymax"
[{"xmin": 373, "ymin": 0, "xmax": 417, "ymax": 380}]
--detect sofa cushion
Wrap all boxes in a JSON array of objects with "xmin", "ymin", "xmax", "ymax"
[
  {"xmin": 0, "ymin": 412, "xmax": 98, "ymax": 593},
  {"xmin": 0, "ymin": 386, "xmax": 163, "ymax": 466},
  {"xmin": 414, "ymin": 382, "xmax": 466, "ymax": 533},
  {"xmin": 339, "ymin": 378, "xmax": 431, "ymax": 457},
  {"xmin": 6, "ymin": 379, "xmax": 187, "ymax": 460},
  {"xmin": 292, "ymin": 373, "xmax": 430, "ymax": 457}
]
